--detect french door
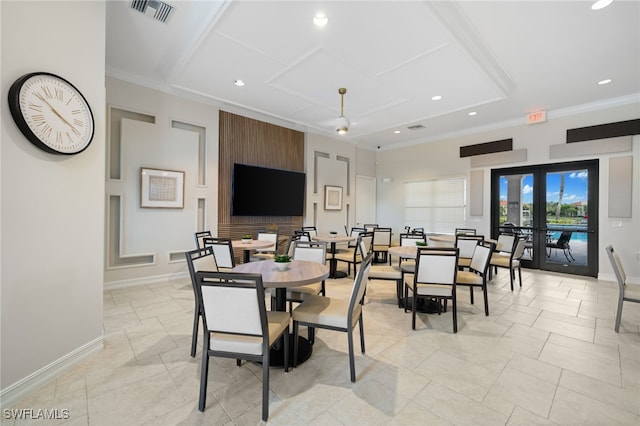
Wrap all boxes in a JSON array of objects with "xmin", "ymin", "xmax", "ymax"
[{"xmin": 491, "ymin": 160, "xmax": 598, "ymax": 277}]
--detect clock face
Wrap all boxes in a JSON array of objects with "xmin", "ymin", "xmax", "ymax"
[{"xmin": 8, "ymin": 72, "xmax": 94, "ymax": 155}]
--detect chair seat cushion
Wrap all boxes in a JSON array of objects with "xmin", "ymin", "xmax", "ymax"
[
  {"xmin": 401, "ymin": 263, "xmax": 415, "ymax": 273},
  {"xmin": 490, "ymin": 254, "xmax": 512, "ymax": 268},
  {"xmin": 334, "ymin": 252, "xmax": 362, "ymax": 262},
  {"xmin": 373, "ymin": 245, "xmax": 389, "ymax": 252},
  {"xmin": 407, "ymin": 284, "xmax": 452, "ymax": 297},
  {"xmin": 210, "ymin": 311, "xmax": 288, "ymax": 355},
  {"xmin": 456, "ymin": 270, "xmax": 483, "ymax": 286},
  {"xmin": 369, "ymin": 265, "xmax": 402, "ymax": 279},
  {"xmin": 287, "ymin": 283, "xmax": 322, "ymax": 301},
  {"xmin": 458, "ymin": 258, "xmax": 472, "ymax": 268},
  {"xmin": 293, "ymin": 295, "xmax": 361, "ymax": 329}
]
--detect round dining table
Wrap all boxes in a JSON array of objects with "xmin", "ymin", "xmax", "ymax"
[
  {"xmin": 231, "ymin": 239, "xmax": 275, "ymax": 263},
  {"xmin": 232, "ymin": 259, "xmax": 329, "ymax": 367},
  {"xmin": 312, "ymin": 234, "xmax": 355, "ymax": 278}
]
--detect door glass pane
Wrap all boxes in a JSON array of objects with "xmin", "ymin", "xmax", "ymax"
[
  {"xmin": 498, "ymin": 173, "xmax": 534, "ymax": 260},
  {"xmin": 545, "ymin": 170, "xmax": 588, "ymax": 266}
]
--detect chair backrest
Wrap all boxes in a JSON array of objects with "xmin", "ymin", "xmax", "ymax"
[
  {"xmin": 455, "ymin": 235, "xmax": 482, "ymax": 258},
  {"xmin": 400, "ymin": 233, "xmax": 426, "ymax": 246},
  {"xmin": 556, "ymin": 231, "xmax": 572, "ymax": 247},
  {"xmin": 606, "ymin": 245, "xmax": 626, "ymax": 290},
  {"xmin": 348, "ymin": 252, "xmax": 373, "ymax": 321},
  {"xmin": 301, "ymin": 226, "xmax": 318, "ymax": 238},
  {"xmin": 495, "ymin": 233, "xmax": 516, "ymax": 253},
  {"xmin": 358, "ymin": 232, "xmax": 374, "ymax": 256},
  {"xmin": 372, "ymin": 227, "xmax": 392, "ymax": 246},
  {"xmin": 469, "ymin": 241, "xmax": 494, "ymax": 275},
  {"xmin": 404, "ymin": 226, "xmax": 411, "ymax": 233},
  {"xmin": 292, "ymin": 241, "xmax": 327, "ymax": 265},
  {"xmin": 511, "ymin": 237, "xmax": 527, "ymax": 261},
  {"xmin": 202, "ymin": 237, "xmax": 235, "ymax": 269},
  {"xmin": 256, "ymin": 232, "xmax": 278, "ymax": 253},
  {"xmin": 455, "ymin": 228, "xmax": 477, "ymax": 236},
  {"xmin": 415, "ymin": 247, "xmax": 458, "ymax": 287},
  {"xmin": 185, "ymin": 247, "xmax": 218, "ymax": 294},
  {"xmin": 194, "ymin": 231, "xmax": 212, "ymax": 249},
  {"xmin": 293, "ymin": 230, "xmax": 311, "ymax": 242},
  {"xmin": 348, "ymin": 227, "xmax": 366, "ymax": 247},
  {"xmin": 194, "ymin": 271, "xmax": 268, "ymax": 345},
  {"xmin": 364, "ymin": 224, "xmax": 378, "ymax": 232}
]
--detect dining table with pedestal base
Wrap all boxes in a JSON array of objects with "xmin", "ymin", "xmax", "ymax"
[
  {"xmin": 232, "ymin": 259, "xmax": 329, "ymax": 367},
  {"xmin": 312, "ymin": 234, "xmax": 355, "ymax": 279},
  {"xmin": 231, "ymin": 239, "xmax": 275, "ymax": 263}
]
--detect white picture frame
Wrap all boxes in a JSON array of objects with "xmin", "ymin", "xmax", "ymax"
[
  {"xmin": 140, "ymin": 167, "xmax": 185, "ymax": 209},
  {"xmin": 324, "ymin": 185, "xmax": 343, "ymax": 210}
]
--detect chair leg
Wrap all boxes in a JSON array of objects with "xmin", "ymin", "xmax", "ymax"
[
  {"xmin": 262, "ymin": 352, "xmax": 270, "ymax": 421},
  {"xmin": 347, "ymin": 328, "xmax": 356, "ymax": 382},
  {"xmin": 308, "ymin": 326, "xmax": 315, "ymax": 344},
  {"xmin": 615, "ymin": 297, "xmax": 624, "ymax": 333},
  {"xmin": 396, "ymin": 279, "xmax": 402, "ymax": 308},
  {"xmin": 412, "ymin": 293, "xmax": 417, "ymax": 330},
  {"xmin": 293, "ymin": 321, "xmax": 300, "ymax": 367},
  {"xmin": 191, "ymin": 309, "xmax": 199, "ymax": 358},
  {"xmin": 359, "ymin": 315, "xmax": 365, "ymax": 353},
  {"xmin": 509, "ymin": 267, "xmax": 515, "ymax": 291},
  {"xmin": 518, "ymin": 265, "xmax": 523, "ymax": 287},
  {"xmin": 198, "ymin": 339, "xmax": 210, "ymax": 412},
  {"xmin": 283, "ymin": 327, "xmax": 290, "ymax": 373},
  {"xmin": 452, "ymin": 294, "xmax": 458, "ymax": 334},
  {"xmin": 482, "ymin": 283, "xmax": 489, "ymax": 316},
  {"xmin": 469, "ymin": 287, "xmax": 474, "ymax": 305}
]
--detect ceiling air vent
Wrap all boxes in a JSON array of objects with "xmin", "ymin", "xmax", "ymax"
[
  {"xmin": 131, "ymin": 0, "xmax": 174, "ymax": 23},
  {"xmin": 407, "ymin": 124, "xmax": 425, "ymax": 131}
]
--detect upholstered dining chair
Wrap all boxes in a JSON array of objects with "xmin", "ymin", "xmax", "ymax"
[
  {"xmin": 490, "ymin": 236, "xmax": 526, "ymax": 291},
  {"xmin": 404, "ymin": 247, "xmax": 459, "ymax": 332},
  {"xmin": 334, "ymin": 231, "xmax": 373, "ymax": 277},
  {"xmin": 368, "ymin": 252, "xmax": 403, "ymax": 307},
  {"xmin": 250, "ymin": 231, "xmax": 278, "ymax": 261},
  {"xmin": 194, "ymin": 230, "xmax": 212, "ymax": 249},
  {"xmin": 455, "ymin": 234, "xmax": 484, "ymax": 270},
  {"xmin": 185, "ymin": 246, "xmax": 218, "ymax": 357},
  {"xmin": 194, "ymin": 270, "xmax": 290, "ymax": 422},
  {"xmin": 372, "ymin": 227, "xmax": 392, "ymax": 264},
  {"xmin": 302, "ymin": 226, "xmax": 318, "ymax": 238},
  {"xmin": 455, "ymin": 228, "xmax": 477, "ymax": 236},
  {"xmin": 202, "ymin": 237, "xmax": 235, "ymax": 271},
  {"xmin": 285, "ymin": 240, "xmax": 328, "ymax": 314},
  {"xmin": 292, "ymin": 252, "xmax": 373, "ymax": 382},
  {"xmin": 455, "ymin": 241, "xmax": 495, "ymax": 316},
  {"xmin": 605, "ymin": 245, "xmax": 640, "ymax": 332}
]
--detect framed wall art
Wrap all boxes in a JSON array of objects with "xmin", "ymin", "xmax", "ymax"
[
  {"xmin": 140, "ymin": 167, "xmax": 184, "ymax": 208},
  {"xmin": 324, "ymin": 185, "xmax": 343, "ymax": 210}
]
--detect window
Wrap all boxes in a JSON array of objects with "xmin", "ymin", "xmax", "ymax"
[{"xmin": 404, "ymin": 177, "xmax": 466, "ymax": 234}]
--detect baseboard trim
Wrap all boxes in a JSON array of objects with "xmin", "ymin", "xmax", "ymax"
[
  {"xmin": 104, "ymin": 272, "xmax": 189, "ymax": 291},
  {"xmin": 0, "ymin": 336, "xmax": 103, "ymax": 407}
]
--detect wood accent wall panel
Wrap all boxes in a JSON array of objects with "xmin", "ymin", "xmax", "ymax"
[{"xmin": 218, "ymin": 111, "xmax": 304, "ymax": 251}]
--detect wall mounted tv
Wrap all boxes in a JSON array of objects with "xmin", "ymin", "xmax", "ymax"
[{"xmin": 232, "ymin": 163, "xmax": 305, "ymax": 216}]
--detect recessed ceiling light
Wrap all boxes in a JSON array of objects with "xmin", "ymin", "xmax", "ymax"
[
  {"xmin": 598, "ymin": 78, "xmax": 612, "ymax": 85},
  {"xmin": 234, "ymin": 80, "xmax": 245, "ymax": 87},
  {"xmin": 313, "ymin": 13, "xmax": 328, "ymax": 27},
  {"xmin": 394, "ymin": 130, "xmax": 401, "ymax": 134},
  {"xmin": 431, "ymin": 95, "xmax": 442, "ymax": 101},
  {"xmin": 592, "ymin": 0, "xmax": 613, "ymax": 10},
  {"xmin": 468, "ymin": 111, "xmax": 477, "ymax": 116}
]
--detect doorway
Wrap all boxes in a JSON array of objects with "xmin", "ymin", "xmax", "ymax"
[{"xmin": 491, "ymin": 160, "xmax": 598, "ymax": 277}]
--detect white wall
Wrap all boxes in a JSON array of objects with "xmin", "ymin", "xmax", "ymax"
[
  {"xmin": 375, "ymin": 103, "xmax": 640, "ymax": 283},
  {"xmin": 105, "ymin": 78, "xmax": 220, "ymax": 286},
  {"xmin": 1, "ymin": 1, "xmax": 105, "ymax": 399}
]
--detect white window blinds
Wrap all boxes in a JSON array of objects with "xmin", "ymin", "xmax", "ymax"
[{"xmin": 404, "ymin": 177, "xmax": 466, "ymax": 234}]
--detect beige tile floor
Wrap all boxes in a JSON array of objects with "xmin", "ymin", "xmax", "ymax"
[{"xmin": 5, "ymin": 266, "xmax": 640, "ymax": 425}]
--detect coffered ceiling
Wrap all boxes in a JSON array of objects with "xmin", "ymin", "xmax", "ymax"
[{"xmin": 106, "ymin": 0, "xmax": 640, "ymax": 150}]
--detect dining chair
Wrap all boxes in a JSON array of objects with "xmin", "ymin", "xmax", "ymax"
[
  {"xmin": 455, "ymin": 228, "xmax": 477, "ymax": 236},
  {"xmin": 302, "ymin": 226, "xmax": 318, "ymax": 238},
  {"xmin": 194, "ymin": 270, "xmax": 290, "ymax": 422},
  {"xmin": 368, "ymin": 252, "xmax": 404, "ymax": 307},
  {"xmin": 202, "ymin": 237, "xmax": 235, "ymax": 271},
  {"xmin": 250, "ymin": 231, "xmax": 278, "ymax": 261},
  {"xmin": 294, "ymin": 229, "xmax": 312, "ymax": 242},
  {"xmin": 285, "ymin": 241, "xmax": 328, "ymax": 314},
  {"xmin": 404, "ymin": 247, "xmax": 459, "ymax": 332},
  {"xmin": 194, "ymin": 230, "xmax": 212, "ymax": 249},
  {"xmin": 292, "ymin": 252, "xmax": 373, "ymax": 382},
  {"xmin": 396, "ymin": 232, "xmax": 426, "ymax": 272},
  {"xmin": 455, "ymin": 234, "xmax": 484, "ymax": 270},
  {"xmin": 455, "ymin": 241, "xmax": 495, "ymax": 316},
  {"xmin": 334, "ymin": 231, "xmax": 373, "ymax": 277},
  {"xmin": 605, "ymin": 245, "xmax": 640, "ymax": 332},
  {"xmin": 185, "ymin": 246, "xmax": 218, "ymax": 357},
  {"xmin": 372, "ymin": 227, "xmax": 392, "ymax": 264},
  {"xmin": 489, "ymin": 233, "xmax": 516, "ymax": 276},
  {"xmin": 363, "ymin": 223, "xmax": 378, "ymax": 232},
  {"xmin": 490, "ymin": 236, "xmax": 526, "ymax": 290}
]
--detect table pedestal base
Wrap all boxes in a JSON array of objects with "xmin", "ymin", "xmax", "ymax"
[{"xmin": 269, "ymin": 335, "xmax": 312, "ymax": 368}]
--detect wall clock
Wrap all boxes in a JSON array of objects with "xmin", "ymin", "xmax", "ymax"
[{"xmin": 8, "ymin": 72, "xmax": 95, "ymax": 155}]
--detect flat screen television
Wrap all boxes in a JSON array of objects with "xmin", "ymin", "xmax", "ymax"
[{"xmin": 232, "ymin": 163, "xmax": 305, "ymax": 216}]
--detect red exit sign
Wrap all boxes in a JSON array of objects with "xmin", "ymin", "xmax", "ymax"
[{"xmin": 527, "ymin": 110, "xmax": 546, "ymax": 124}]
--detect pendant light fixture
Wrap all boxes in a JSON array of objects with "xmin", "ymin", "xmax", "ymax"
[{"xmin": 336, "ymin": 88, "xmax": 349, "ymax": 134}]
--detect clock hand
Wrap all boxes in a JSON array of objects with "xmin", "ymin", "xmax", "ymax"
[{"xmin": 35, "ymin": 93, "xmax": 78, "ymax": 132}]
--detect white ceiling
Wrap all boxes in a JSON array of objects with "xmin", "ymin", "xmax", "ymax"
[{"xmin": 106, "ymin": 0, "xmax": 640, "ymax": 151}]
